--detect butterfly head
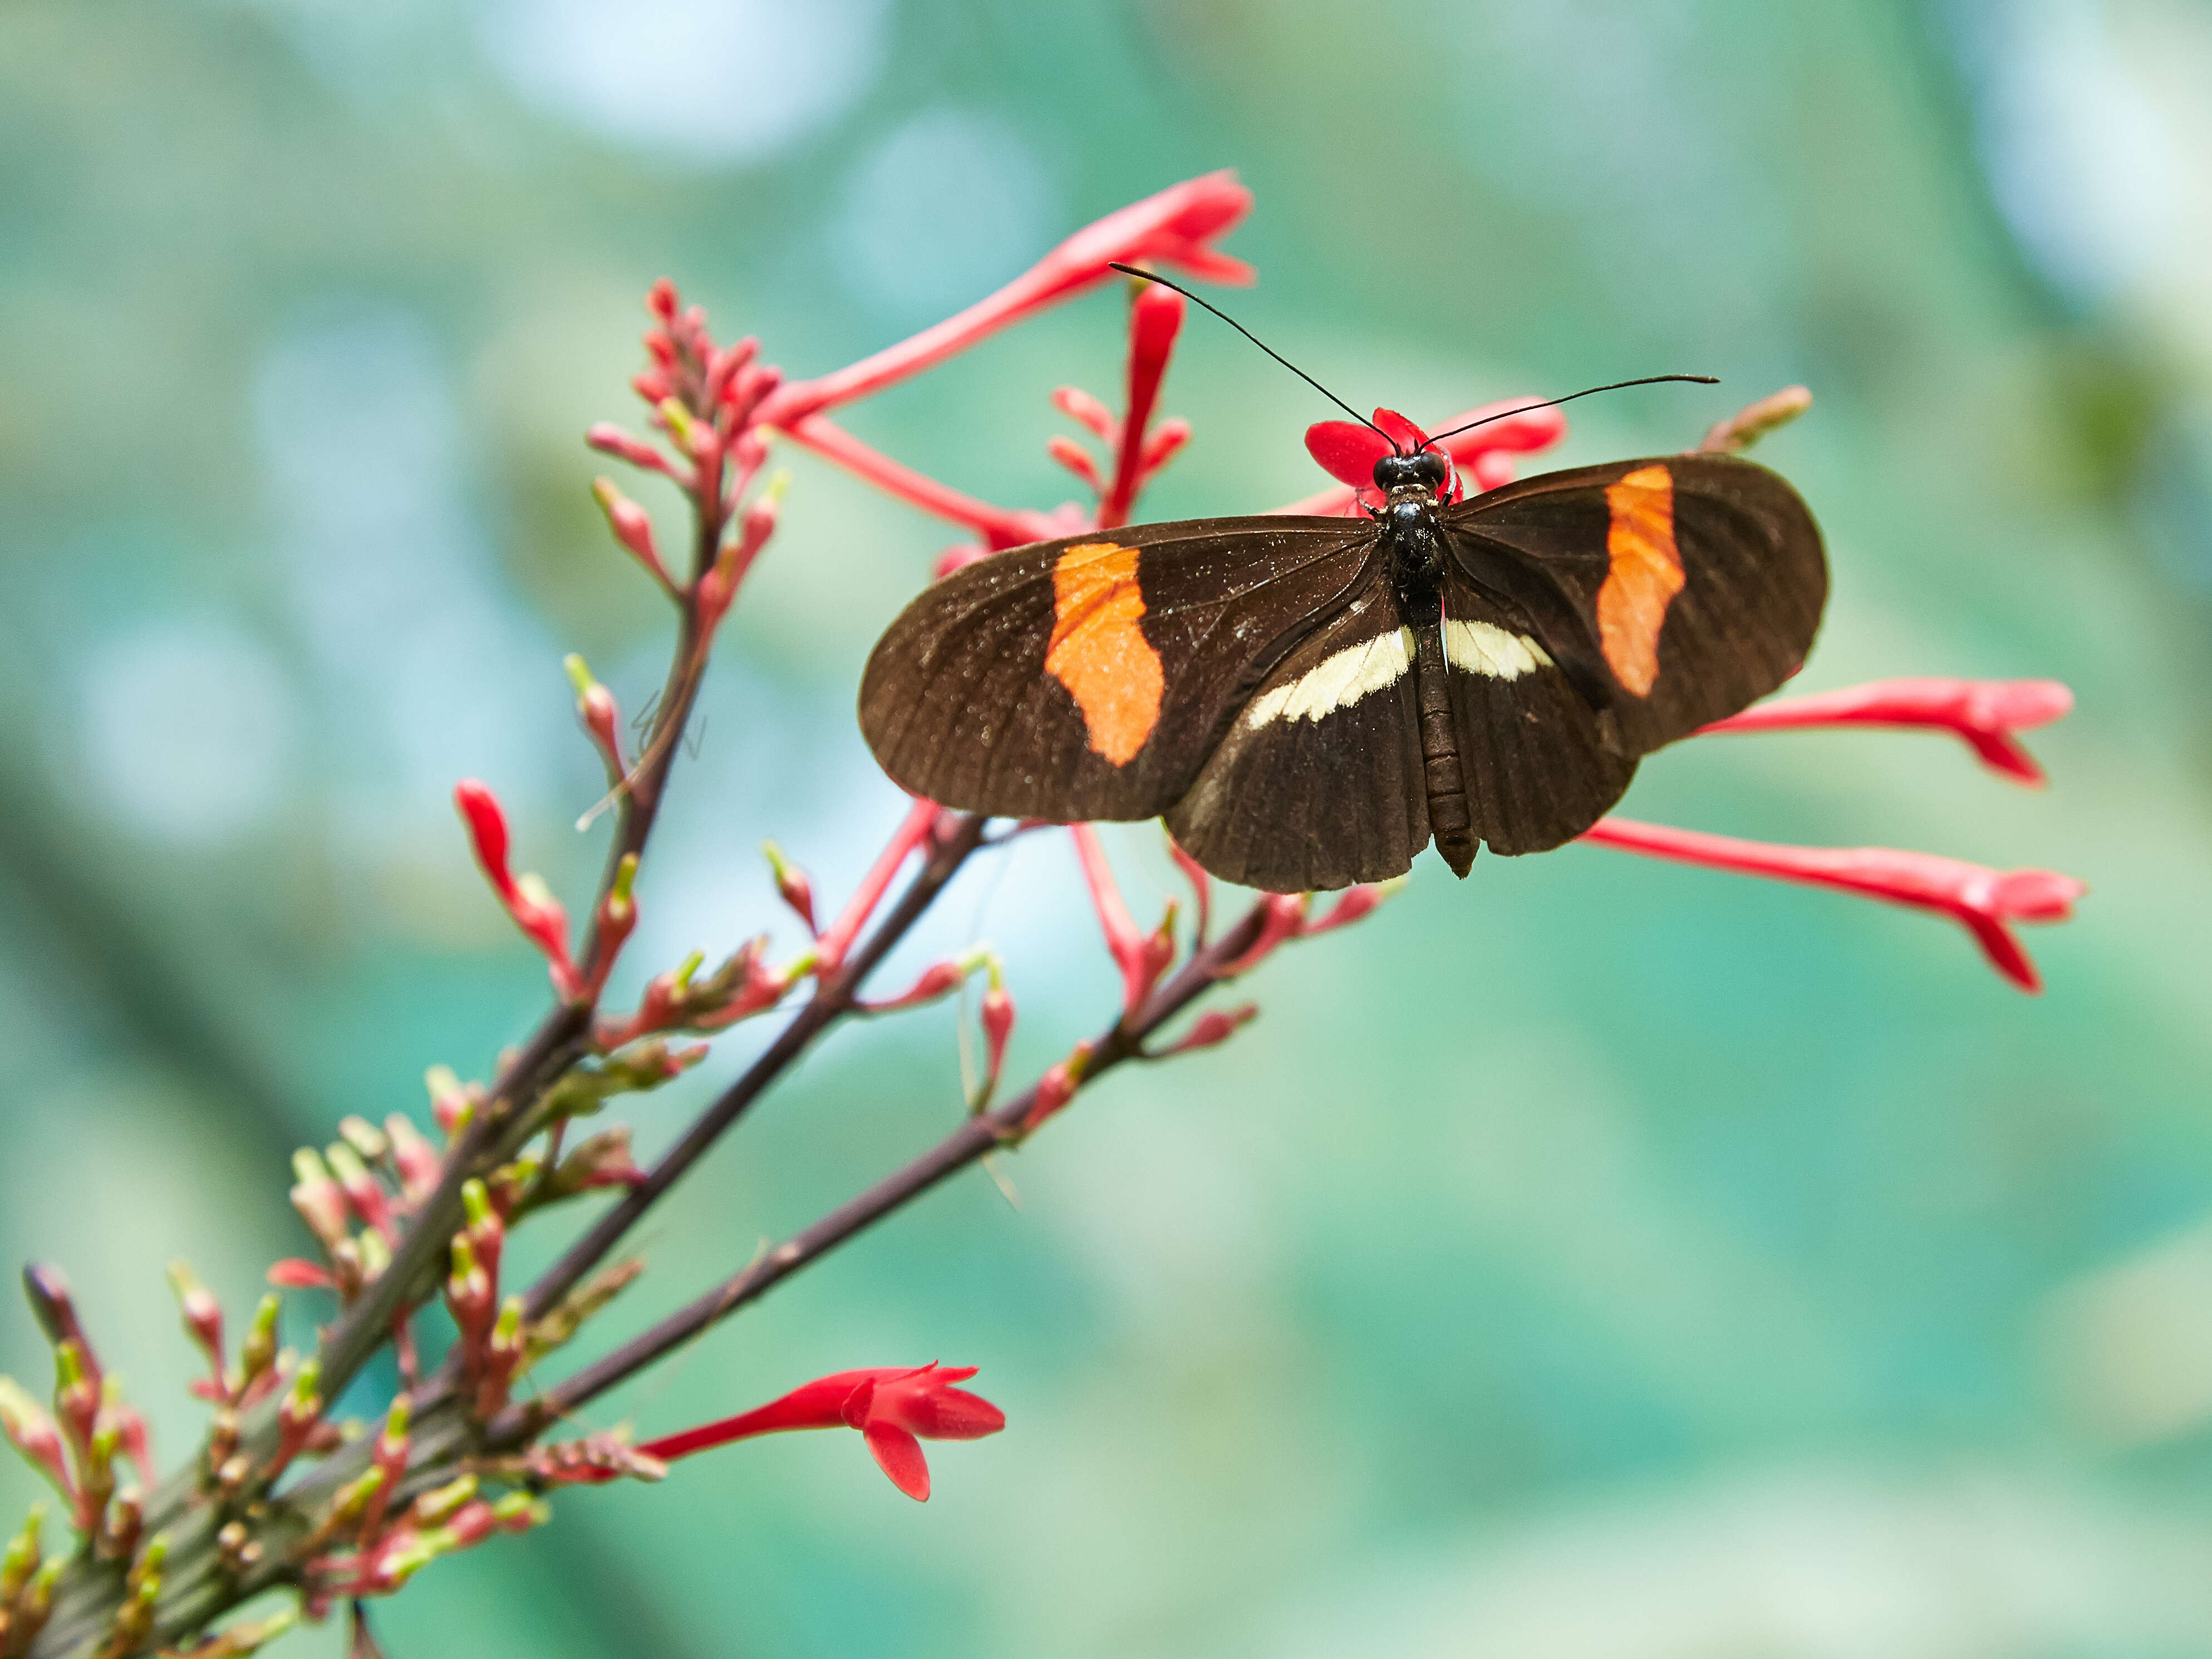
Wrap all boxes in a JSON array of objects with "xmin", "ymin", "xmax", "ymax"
[{"xmin": 1372, "ymin": 449, "xmax": 1450, "ymax": 497}]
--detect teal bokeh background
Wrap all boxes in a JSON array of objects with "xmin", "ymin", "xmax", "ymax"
[{"xmin": 4, "ymin": 1, "xmax": 2211, "ymax": 1654}]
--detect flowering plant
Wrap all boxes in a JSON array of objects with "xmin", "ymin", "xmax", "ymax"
[{"xmin": 0, "ymin": 172, "xmax": 2081, "ymax": 1658}]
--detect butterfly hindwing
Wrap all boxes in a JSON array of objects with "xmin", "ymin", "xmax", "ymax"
[
  {"xmin": 1165, "ymin": 568, "xmax": 1431, "ymax": 892},
  {"xmin": 1445, "ymin": 453, "xmax": 1826, "ymax": 753},
  {"xmin": 1439, "ymin": 585, "xmax": 1639, "ymax": 855},
  {"xmin": 858, "ymin": 517, "xmax": 1377, "ymax": 823}
]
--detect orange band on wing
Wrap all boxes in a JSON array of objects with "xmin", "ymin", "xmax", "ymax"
[
  {"xmin": 1596, "ymin": 464, "xmax": 1683, "ymax": 696},
  {"xmin": 1045, "ymin": 541, "xmax": 1163, "ymax": 767}
]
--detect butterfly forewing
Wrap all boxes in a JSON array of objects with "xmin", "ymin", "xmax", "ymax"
[
  {"xmin": 1445, "ymin": 453, "xmax": 1826, "ymax": 754},
  {"xmin": 858, "ymin": 516, "xmax": 1377, "ymax": 823},
  {"xmin": 1439, "ymin": 586, "xmax": 1639, "ymax": 854},
  {"xmin": 1165, "ymin": 570, "xmax": 1430, "ymax": 892}
]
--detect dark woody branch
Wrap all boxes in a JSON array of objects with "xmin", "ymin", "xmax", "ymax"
[{"xmin": 491, "ymin": 895, "xmax": 1277, "ymax": 1443}]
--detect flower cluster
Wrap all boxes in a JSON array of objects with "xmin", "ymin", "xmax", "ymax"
[
  {"xmin": 0, "ymin": 170, "xmax": 2083, "ymax": 1659},
  {"xmin": 0, "ymin": 1272, "xmax": 168, "ymax": 1657}
]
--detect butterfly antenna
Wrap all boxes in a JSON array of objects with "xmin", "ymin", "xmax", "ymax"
[
  {"xmin": 1107, "ymin": 263, "xmax": 1385, "ymax": 440},
  {"xmin": 1420, "ymin": 375, "xmax": 1720, "ymax": 448}
]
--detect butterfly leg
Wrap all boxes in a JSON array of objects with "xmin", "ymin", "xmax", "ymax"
[{"xmin": 1413, "ymin": 622, "xmax": 1476, "ymax": 877}]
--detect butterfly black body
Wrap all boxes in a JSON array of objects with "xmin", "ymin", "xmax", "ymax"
[{"xmin": 860, "ymin": 448, "xmax": 1825, "ymax": 893}]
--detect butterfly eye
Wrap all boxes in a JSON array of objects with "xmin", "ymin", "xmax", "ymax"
[{"xmin": 1373, "ymin": 451, "xmax": 1447, "ymax": 492}]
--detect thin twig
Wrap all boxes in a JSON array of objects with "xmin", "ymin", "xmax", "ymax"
[
  {"xmin": 489, "ymin": 896, "xmax": 1271, "ymax": 1443},
  {"xmin": 518, "ymin": 812, "xmax": 992, "ymax": 1323}
]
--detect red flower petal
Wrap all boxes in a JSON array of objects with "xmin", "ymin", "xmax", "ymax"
[
  {"xmin": 1370, "ymin": 407, "xmax": 1429, "ymax": 453},
  {"xmin": 863, "ymin": 1422, "xmax": 932, "ymax": 1501},
  {"xmin": 1701, "ymin": 678, "xmax": 2074, "ymax": 787},
  {"xmin": 1580, "ymin": 818, "xmax": 2086, "ymax": 994},
  {"xmin": 1304, "ymin": 420, "xmax": 1391, "ymax": 490}
]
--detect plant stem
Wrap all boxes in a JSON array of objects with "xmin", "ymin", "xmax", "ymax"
[
  {"xmin": 489, "ymin": 896, "xmax": 1271, "ymax": 1443},
  {"xmin": 520, "ymin": 812, "xmax": 991, "ymax": 1323}
]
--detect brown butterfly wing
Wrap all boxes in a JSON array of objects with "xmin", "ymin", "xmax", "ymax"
[
  {"xmin": 1444, "ymin": 453, "xmax": 1827, "ymax": 754},
  {"xmin": 859, "ymin": 517, "xmax": 1379, "ymax": 822},
  {"xmin": 1437, "ymin": 583, "xmax": 1639, "ymax": 856},
  {"xmin": 1165, "ymin": 566, "xmax": 1432, "ymax": 892}
]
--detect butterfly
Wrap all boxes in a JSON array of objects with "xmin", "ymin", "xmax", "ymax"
[{"xmin": 859, "ymin": 289, "xmax": 1826, "ymax": 895}]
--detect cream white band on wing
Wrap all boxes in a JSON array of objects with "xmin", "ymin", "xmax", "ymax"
[
  {"xmin": 1444, "ymin": 617, "xmax": 1552, "ymax": 679},
  {"xmin": 1245, "ymin": 627, "xmax": 1415, "ymax": 728}
]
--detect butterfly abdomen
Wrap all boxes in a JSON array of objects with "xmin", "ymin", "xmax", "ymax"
[
  {"xmin": 1383, "ymin": 495, "xmax": 1477, "ymax": 880},
  {"xmin": 1412, "ymin": 624, "xmax": 1475, "ymax": 877}
]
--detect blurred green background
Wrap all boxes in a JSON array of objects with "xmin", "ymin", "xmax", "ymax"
[{"xmin": 4, "ymin": 1, "xmax": 2211, "ymax": 1655}]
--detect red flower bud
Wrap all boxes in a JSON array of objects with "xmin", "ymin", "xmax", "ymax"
[
  {"xmin": 1217, "ymin": 893, "xmax": 1311, "ymax": 977},
  {"xmin": 289, "ymin": 1150, "xmax": 351, "ymax": 1252},
  {"xmin": 977, "ymin": 979, "xmax": 1016, "ymax": 1108},
  {"xmin": 1047, "ymin": 434, "xmax": 1103, "ymax": 493},
  {"xmin": 385, "ymin": 1114, "xmax": 441, "ymax": 1202},
  {"xmin": 864, "ymin": 958, "xmax": 967, "ymax": 1014},
  {"xmin": 165, "ymin": 1262, "xmax": 224, "ymax": 1388},
  {"xmin": 1300, "ymin": 880, "xmax": 1399, "ymax": 938},
  {"xmin": 762, "ymin": 840, "xmax": 817, "ymax": 933},
  {"xmin": 0, "ymin": 1378, "xmax": 71, "ymax": 1498},
  {"xmin": 1139, "ymin": 416, "xmax": 1191, "ymax": 480},
  {"xmin": 1156, "ymin": 1002, "xmax": 1259, "ymax": 1057},
  {"xmin": 1051, "ymin": 384, "xmax": 1116, "ymax": 441},
  {"xmin": 697, "ymin": 487, "xmax": 781, "ymax": 637},
  {"xmin": 453, "ymin": 780, "xmax": 581, "ymax": 1000},
  {"xmin": 1021, "ymin": 1040, "xmax": 1093, "ymax": 1135},
  {"xmin": 590, "ymin": 478, "xmax": 674, "ymax": 589},
  {"xmin": 586, "ymin": 423, "xmax": 675, "ymax": 477}
]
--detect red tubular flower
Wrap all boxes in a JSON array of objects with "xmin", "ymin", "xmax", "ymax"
[
  {"xmin": 759, "ymin": 170, "xmax": 1252, "ymax": 427},
  {"xmin": 637, "ymin": 1364, "xmax": 1005, "ymax": 1503},
  {"xmin": 777, "ymin": 415, "xmax": 1064, "ymax": 552},
  {"xmin": 1579, "ymin": 817, "xmax": 2086, "ymax": 993},
  {"xmin": 1069, "ymin": 826, "xmax": 1177, "ymax": 1019},
  {"xmin": 1699, "ymin": 678, "xmax": 2074, "ymax": 786},
  {"xmin": 816, "ymin": 798, "xmax": 944, "ymax": 972},
  {"xmin": 453, "ymin": 780, "xmax": 582, "ymax": 1000},
  {"xmin": 1167, "ymin": 836, "xmax": 1213, "ymax": 943},
  {"xmin": 1284, "ymin": 399, "xmax": 1569, "ymax": 516},
  {"xmin": 1098, "ymin": 281, "xmax": 1186, "ymax": 528}
]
